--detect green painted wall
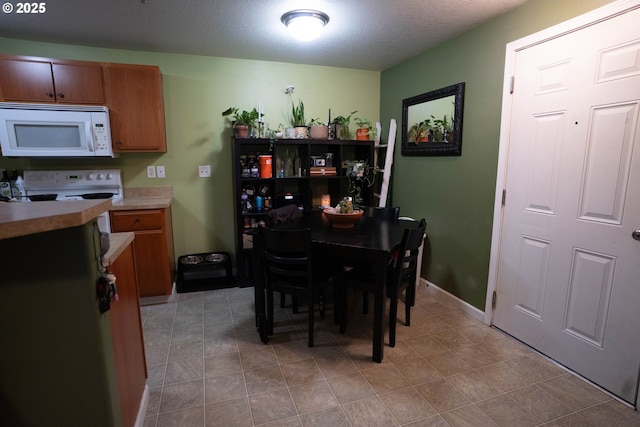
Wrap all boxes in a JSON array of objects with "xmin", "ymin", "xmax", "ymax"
[
  {"xmin": 380, "ymin": 0, "xmax": 614, "ymax": 309},
  {"xmin": 0, "ymin": 40, "xmax": 380, "ymax": 262},
  {"xmin": 0, "ymin": 0, "xmax": 616, "ymax": 309}
]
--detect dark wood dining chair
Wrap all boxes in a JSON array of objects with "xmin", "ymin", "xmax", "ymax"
[
  {"xmin": 362, "ymin": 206, "xmax": 400, "ymax": 222},
  {"xmin": 387, "ymin": 218, "xmax": 427, "ymax": 347},
  {"xmin": 258, "ymin": 226, "xmax": 325, "ymax": 347},
  {"xmin": 338, "ymin": 218, "xmax": 427, "ymax": 347}
]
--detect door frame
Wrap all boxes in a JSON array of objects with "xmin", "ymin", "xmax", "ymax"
[{"xmin": 486, "ymin": 0, "xmax": 640, "ymax": 408}]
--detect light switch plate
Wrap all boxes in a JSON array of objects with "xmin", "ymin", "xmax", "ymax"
[
  {"xmin": 198, "ymin": 165, "xmax": 211, "ymax": 178},
  {"xmin": 156, "ymin": 166, "xmax": 166, "ymax": 178},
  {"xmin": 147, "ymin": 165, "xmax": 156, "ymax": 178}
]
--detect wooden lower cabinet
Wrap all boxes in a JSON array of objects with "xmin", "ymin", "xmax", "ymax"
[
  {"xmin": 110, "ymin": 207, "xmax": 176, "ymax": 297},
  {"xmin": 108, "ymin": 242, "xmax": 147, "ymax": 427}
]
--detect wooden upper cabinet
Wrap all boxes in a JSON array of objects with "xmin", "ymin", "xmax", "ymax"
[
  {"xmin": 0, "ymin": 58, "xmax": 104, "ymax": 104},
  {"xmin": 104, "ymin": 64, "xmax": 167, "ymax": 153},
  {"xmin": 50, "ymin": 63, "xmax": 105, "ymax": 104}
]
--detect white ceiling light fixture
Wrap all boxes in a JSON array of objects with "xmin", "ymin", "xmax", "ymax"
[{"xmin": 281, "ymin": 9, "xmax": 330, "ymax": 42}]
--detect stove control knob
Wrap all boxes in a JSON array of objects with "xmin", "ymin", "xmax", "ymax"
[
  {"xmin": 39, "ymin": 174, "xmax": 48, "ymax": 181},
  {"xmin": 87, "ymin": 173, "xmax": 96, "ymax": 181},
  {"xmin": 105, "ymin": 173, "xmax": 113, "ymax": 180},
  {"xmin": 97, "ymin": 173, "xmax": 104, "ymax": 180}
]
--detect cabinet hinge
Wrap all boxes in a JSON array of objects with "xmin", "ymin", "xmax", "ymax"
[
  {"xmin": 510, "ymin": 76, "xmax": 515, "ymax": 94},
  {"xmin": 501, "ymin": 189, "xmax": 506, "ymax": 207},
  {"xmin": 492, "ymin": 291, "xmax": 497, "ymax": 309}
]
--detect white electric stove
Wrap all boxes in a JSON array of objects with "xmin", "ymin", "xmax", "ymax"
[{"xmin": 24, "ymin": 169, "xmax": 123, "ymax": 233}]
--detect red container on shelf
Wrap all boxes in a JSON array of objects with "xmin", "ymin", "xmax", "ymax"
[{"xmin": 258, "ymin": 155, "xmax": 272, "ymax": 178}]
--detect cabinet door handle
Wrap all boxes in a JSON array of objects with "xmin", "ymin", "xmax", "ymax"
[
  {"xmin": 56, "ymin": 92, "xmax": 64, "ymax": 98},
  {"xmin": 135, "ymin": 218, "xmax": 140, "ymax": 223},
  {"xmin": 116, "ymin": 140, "xmax": 122, "ymax": 145},
  {"xmin": 45, "ymin": 91, "xmax": 53, "ymax": 97}
]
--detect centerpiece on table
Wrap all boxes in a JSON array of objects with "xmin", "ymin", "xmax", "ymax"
[{"xmin": 322, "ymin": 197, "xmax": 363, "ymax": 229}]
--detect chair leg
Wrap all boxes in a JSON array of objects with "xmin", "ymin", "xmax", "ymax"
[
  {"xmin": 319, "ymin": 293, "xmax": 326, "ymax": 319},
  {"xmin": 362, "ymin": 291, "xmax": 369, "ymax": 314},
  {"xmin": 339, "ymin": 285, "xmax": 347, "ymax": 334},
  {"xmin": 406, "ymin": 285, "xmax": 415, "ymax": 326},
  {"xmin": 389, "ymin": 290, "xmax": 398, "ymax": 347},
  {"xmin": 266, "ymin": 290, "xmax": 274, "ymax": 336},
  {"xmin": 308, "ymin": 300, "xmax": 314, "ymax": 347}
]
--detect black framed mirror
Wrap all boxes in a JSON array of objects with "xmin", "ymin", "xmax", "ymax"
[{"xmin": 401, "ymin": 82, "xmax": 465, "ymax": 156}]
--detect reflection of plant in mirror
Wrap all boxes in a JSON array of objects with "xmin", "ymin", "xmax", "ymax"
[
  {"xmin": 431, "ymin": 115, "xmax": 452, "ymax": 142},
  {"xmin": 408, "ymin": 119, "xmax": 432, "ymax": 143}
]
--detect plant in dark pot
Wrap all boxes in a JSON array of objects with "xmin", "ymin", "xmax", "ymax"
[
  {"xmin": 333, "ymin": 110, "xmax": 357, "ymax": 140},
  {"xmin": 222, "ymin": 107, "xmax": 262, "ymax": 138}
]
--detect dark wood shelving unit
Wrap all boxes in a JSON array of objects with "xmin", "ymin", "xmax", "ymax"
[{"xmin": 232, "ymin": 137, "xmax": 374, "ymax": 286}]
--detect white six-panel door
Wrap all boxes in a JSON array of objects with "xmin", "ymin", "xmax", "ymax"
[{"xmin": 491, "ymin": 3, "xmax": 640, "ymax": 405}]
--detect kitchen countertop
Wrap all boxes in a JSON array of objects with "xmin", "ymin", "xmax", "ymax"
[
  {"xmin": 110, "ymin": 186, "xmax": 173, "ymax": 210},
  {"xmin": 103, "ymin": 231, "xmax": 135, "ymax": 265},
  {"xmin": 0, "ymin": 186, "xmax": 173, "ymax": 240},
  {"xmin": 0, "ymin": 199, "xmax": 112, "ymax": 240}
]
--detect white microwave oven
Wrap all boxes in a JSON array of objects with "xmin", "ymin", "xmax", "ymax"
[{"xmin": 0, "ymin": 102, "xmax": 114, "ymax": 157}]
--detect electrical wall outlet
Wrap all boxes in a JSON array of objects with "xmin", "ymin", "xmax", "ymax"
[
  {"xmin": 198, "ymin": 165, "xmax": 211, "ymax": 178},
  {"xmin": 156, "ymin": 166, "xmax": 166, "ymax": 178},
  {"xmin": 146, "ymin": 165, "xmax": 156, "ymax": 178}
]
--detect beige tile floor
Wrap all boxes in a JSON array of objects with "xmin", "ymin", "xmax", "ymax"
[{"xmin": 140, "ymin": 284, "xmax": 640, "ymax": 427}]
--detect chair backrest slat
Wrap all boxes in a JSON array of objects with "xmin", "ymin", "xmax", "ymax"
[{"xmin": 390, "ymin": 218, "xmax": 427, "ymax": 287}]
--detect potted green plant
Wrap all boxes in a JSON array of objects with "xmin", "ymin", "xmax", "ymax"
[
  {"xmin": 333, "ymin": 110, "xmax": 357, "ymax": 140},
  {"xmin": 290, "ymin": 99, "xmax": 307, "ymax": 138},
  {"xmin": 222, "ymin": 107, "xmax": 262, "ymax": 138},
  {"xmin": 408, "ymin": 119, "xmax": 432, "ymax": 143},
  {"xmin": 345, "ymin": 159, "xmax": 375, "ymax": 206},
  {"xmin": 354, "ymin": 117, "xmax": 378, "ymax": 141},
  {"xmin": 309, "ymin": 118, "xmax": 328, "ymax": 139}
]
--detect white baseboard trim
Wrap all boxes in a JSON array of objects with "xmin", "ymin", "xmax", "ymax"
[
  {"xmin": 419, "ymin": 278, "xmax": 486, "ymax": 323},
  {"xmin": 134, "ymin": 384, "xmax": 150, "ymax": 427}
]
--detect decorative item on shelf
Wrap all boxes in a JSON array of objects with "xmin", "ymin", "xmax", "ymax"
[
  {"xmin": 222, "ymin": 107, "xmax": 263, "ymax": 138},
  {"xmin": 333, "ymin": 111, "xmax": 357, "ymax": 140},
  {"xmin": 321, "ymin": 194, "xmax": 331, "ymax": 208},
  {"xmin": 258, "ymin": 155, "xmax": 272, "ymax": 178},
  {"xmin": 354, "ymin": 117, "xmax": 378, "ymax": 141},
  {"xmin": 309, "ymin": 118, "xmax": 329, "ymax": 139},
  {"xmin": 345, "ymin": 160, "xmax": 376, "ymax": 207}
]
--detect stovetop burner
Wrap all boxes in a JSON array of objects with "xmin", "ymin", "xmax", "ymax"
[{"xmin": 24, "ymin": 169, "xmax": 123, "ymax": 201}]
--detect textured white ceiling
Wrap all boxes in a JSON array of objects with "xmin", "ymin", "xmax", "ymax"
[{"xmin": 0, "ymin": 0, "xmax": 528, "ymax": 71}]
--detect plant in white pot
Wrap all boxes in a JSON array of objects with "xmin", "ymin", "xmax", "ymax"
[
  {"xmin": 309, "ymin": 118, "xmax": 328, "ymax": 139},
  {"xmin": 290, "ymin": 99, "xmax": 308, "ymax": 139}
]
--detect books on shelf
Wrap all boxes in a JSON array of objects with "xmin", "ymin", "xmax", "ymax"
[{"xmin": 309, "ymin": 167, "xmax": 337, "ymax": 176}]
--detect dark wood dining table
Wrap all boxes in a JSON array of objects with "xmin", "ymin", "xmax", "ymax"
[{"xmin": 252, "ymin": 210, "xmax": 411, "ymax": 363}]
